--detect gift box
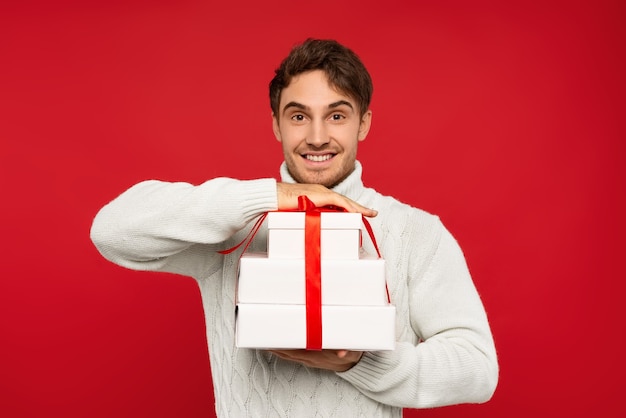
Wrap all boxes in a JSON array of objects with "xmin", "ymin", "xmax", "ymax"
[
  {"xmin": 234, "ymin": 196, "xmax": 395, "ymax": 351},
  {"xmin": 267, "ymin": 211, "xmax": 362, "ymax": 259},
  {"xmin": 237, "ymin": 252, "xmax": 387, "ymax": 306},
  {"xmin": 235, "ymin": 303, "xmax": 396, "ymax": 350}
]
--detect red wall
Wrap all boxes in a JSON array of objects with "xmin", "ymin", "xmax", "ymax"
[{"xmin": 1, "ymin": 1, "xmax": 624, "ymax": 417}]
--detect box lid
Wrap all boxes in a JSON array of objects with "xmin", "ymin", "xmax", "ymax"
[{"xmin": 267, "ymin": 211, "xmax": 362, "ymax": 229}]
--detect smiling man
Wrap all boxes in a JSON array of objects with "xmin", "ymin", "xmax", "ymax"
[{"xmin": 91, "ymin": 38, "xmax": 498, "ymax": 417}]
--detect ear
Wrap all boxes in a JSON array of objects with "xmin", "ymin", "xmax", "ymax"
[
  {"xmin": 357, "ymin": 109, "xmax": 372, "ymax": 142},
  {"xmin": 272, "ymin": 113, "xmax": 282, "ymax": 142}
]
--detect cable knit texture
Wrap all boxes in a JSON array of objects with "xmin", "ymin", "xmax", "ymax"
[{"xmin": 90, "ymin": 162, "xmax": 498, "ymax": 417}]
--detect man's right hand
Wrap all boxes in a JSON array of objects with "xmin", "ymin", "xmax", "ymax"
[{"xmin": 277, "ymin": 182, "xmax": 377, "ymax": 218}]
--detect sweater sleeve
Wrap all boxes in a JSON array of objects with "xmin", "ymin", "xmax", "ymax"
[
  {"xmin": 337, "ymin": 219, "xmax": 499, "ymax": 408},
  {"xmin": 90, "ymin": 177, "xmax": 278, "ymax": 278}
]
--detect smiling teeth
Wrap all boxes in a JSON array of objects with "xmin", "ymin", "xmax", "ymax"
[{"xmin": 306, "ymin": 154, "xmax": 332, "ymax": 162}]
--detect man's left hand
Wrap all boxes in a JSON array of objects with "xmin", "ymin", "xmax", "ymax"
[{"xmin": 269, "ymin": 349, "xmax": 363, "ymax": 372}]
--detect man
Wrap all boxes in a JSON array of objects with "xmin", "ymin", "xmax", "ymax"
[{"xmin": 91, "ymin": 38, "xmax": 498, "ymax": 417}]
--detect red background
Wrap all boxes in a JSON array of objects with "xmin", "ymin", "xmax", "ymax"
[{"xmin": 1, "ymin": 1, "xmax": 624, "ymax": 417}]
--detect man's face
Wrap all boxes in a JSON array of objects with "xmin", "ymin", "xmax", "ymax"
[{"xmin": 272, "ymin": 70, "xmax": 372, "ymax": 188}]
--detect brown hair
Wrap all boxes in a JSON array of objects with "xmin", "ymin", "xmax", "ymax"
[{"xmin": 269, "ymin": 38, "xmax": 373, "ymax": 118}]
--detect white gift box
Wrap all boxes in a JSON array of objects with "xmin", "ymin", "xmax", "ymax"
[
  {"xmin": 235, "ymin": 303, "xmax": 396, "ymax": 350},
  {"xmin": 237, "ymin": 252, "xmax": 387, "ymax": 306},
  {"xmin": 267, "ymin": 212, "xmax": 362, "ymax": 259}
]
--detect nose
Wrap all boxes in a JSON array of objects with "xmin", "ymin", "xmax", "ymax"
[{"xmin": 305, "ymin": 119, "xmax": 330, "ymax": 147}]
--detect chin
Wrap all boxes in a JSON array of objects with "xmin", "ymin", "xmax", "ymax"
[
  {"xmin": 288, "ymin": 158, "xmax": 352, "ymax": 188},
  {"xmin": 311, "ymin": 173, "xmax": 347, "ymax": 188},
  {"xmin": 291, "ymin": 170, "xmax": 334, "ymax": 187}
]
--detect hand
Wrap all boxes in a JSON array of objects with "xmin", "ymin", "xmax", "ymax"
[
  {"xmin": 277, "ymin": 183, "xmax": 377, "ymax": 217},
  {"xmin": 269, "ymin": 349, "xmax": 364, "ymax": 372}
]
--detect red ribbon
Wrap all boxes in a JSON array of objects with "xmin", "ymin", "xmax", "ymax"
[
  {"xmin": 222, "ymin": 195, "xmax": 389, "ymax": 350},
  {"xmin": 285, "ymin": 196, "xmax": 388, "ymax": 350},
  {"xmin": 299, "ymin": 196, "xmax": 323, "ymax": 349},
  {"xmin": 218, "ymin": 212, "xmax": 268, "ymax": 256}
]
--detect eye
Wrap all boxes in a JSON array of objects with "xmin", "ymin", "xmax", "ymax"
[
  {"xmin": 330, "ymin": 113, "xmax": 345, "ymax": 121},
  {"xmin": 291, "ymin": 114, "xmax": 305, "ymax": 122}
]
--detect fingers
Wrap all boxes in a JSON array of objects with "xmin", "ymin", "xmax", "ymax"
[
  {"xmin": 277, "ymin": 183, "xmax": 377, "ymax": 217},
  {"xmin": 333, "ymin": 194, "xmax": 377, "ymax": 217},
  {"xmin": 336, "ymin": 350, "xmax": 348, "ymax": 358},
  {"xmin": 267, "ymin": 349, "xmax": 363, "ymax": 372}
]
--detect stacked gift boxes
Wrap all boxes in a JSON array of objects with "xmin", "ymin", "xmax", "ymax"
[{"xmin": 235, "ymin": 211, "xmax": 396, "ymax": 350}]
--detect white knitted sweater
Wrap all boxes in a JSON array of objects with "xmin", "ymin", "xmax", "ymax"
[{"xmin": 90, "ymin": 161, "xmax": 498, "ymax": 417}]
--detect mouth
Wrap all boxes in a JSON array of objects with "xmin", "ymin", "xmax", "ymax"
[{"xmin": 302, "ymin": 153, "xmax": 335, "ymax": 162}]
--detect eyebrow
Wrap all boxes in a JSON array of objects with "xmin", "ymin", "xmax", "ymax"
[{"xmin": 281, "ymin": 100, "xmax": 355, "ymax": 116}]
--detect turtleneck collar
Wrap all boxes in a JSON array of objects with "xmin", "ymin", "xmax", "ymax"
[{"xmin": 279, "ymin": 160, "xmax": 366, "ymax": 201}]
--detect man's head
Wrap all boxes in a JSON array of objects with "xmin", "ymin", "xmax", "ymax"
[
  {"xmin": 270, "ymin": 39, "xmax": 373, "ymax": 119},
  {"xmin": 270, "ymin": 39, "xmax": 374, "ymax": 188}
]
